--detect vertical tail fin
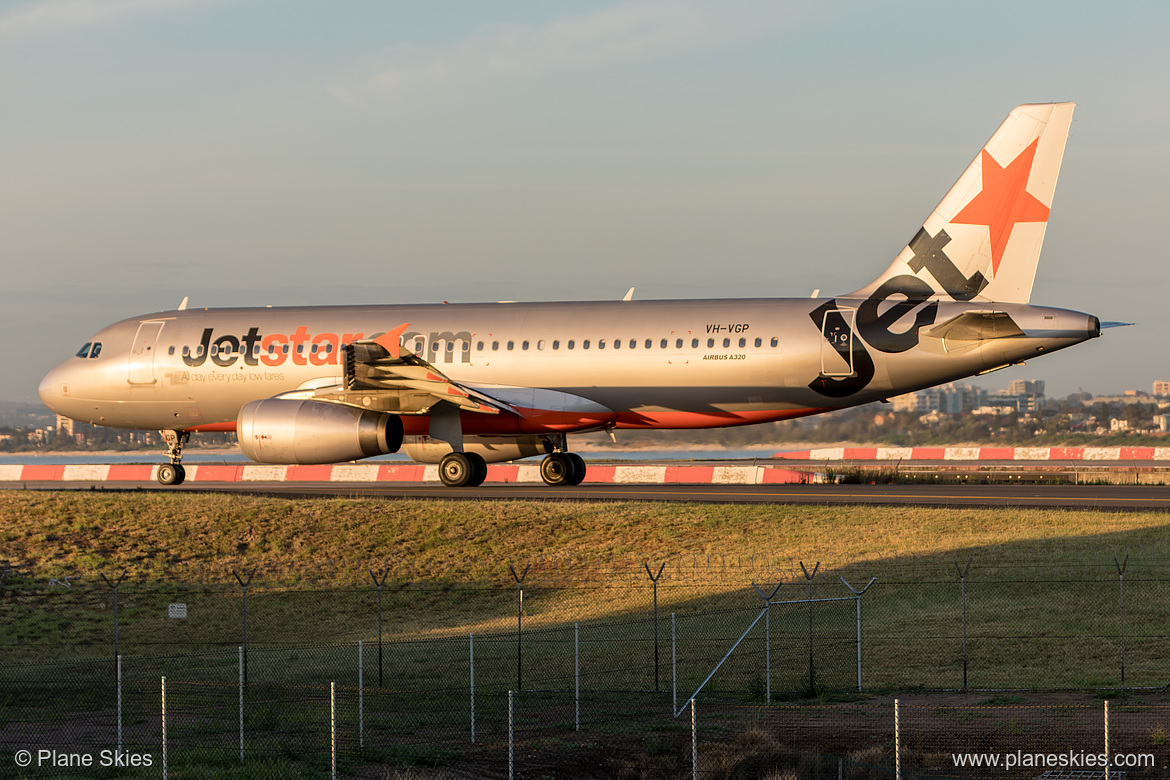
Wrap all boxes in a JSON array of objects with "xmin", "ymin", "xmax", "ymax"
[{"xmin": 850, "ymin": 102, "xmax": 1075, "ymax": 304}]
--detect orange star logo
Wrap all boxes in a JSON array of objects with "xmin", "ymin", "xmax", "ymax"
[{"xmin": 951, "ymin": 138, "xmax": 1050, "ymax": 276}]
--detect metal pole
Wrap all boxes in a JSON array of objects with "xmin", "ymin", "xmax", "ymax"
[
  {"xmin": 331, "ymin": 682, "xmax": 336, "ymax": 780},
  {"xmin": 508, "ymin": 690, "xmax": 514, "ymax": 780},
  {"xmin": 575, "ymin": 622, "xmax": 580, "ymax": 731},
  {"xmin": 672, "ymin": 612, "xmax": 677, "ymax": 713},
  {"xmin": 510, "ymin": 564, "xmax": 529, "ymax": 693},
  {"xmin": 1104, "ymin": 699, "xmax": 1110, "ymax": 780},
  {"xmin": 955, "ymin": 557, "xmax": 972, "ymax": 691},
  {"xmin": 238, "ymin": 646, "xmax": 244, "ymax": 763},
  {"xmin": 1116, "ymin": 555, "xmax": 1128, "ymax": 691},
  {"xmin": 645, "ymin": 562, "xmax": 665, "ymax": 692},
  {"xmin": 233, "ymin": 569, "xmax": 253, "ymax": 687},
  {"xmin": 470, "ymin": 633, "xmax": 475, "ymax": 743},
  {"xmin": 840, "ymin": 576, "xmax": 876, "ymax": 694},
  {"xmin": 894, "ymin": 698, "xmax": 901, "ymax": 780},
  {"xmin": 801, "ymin": 562, "xmax": 820, "ymax": 691},
  {"xmin": 370, "ymin": 568, "xmax": 389, "ymax": 688},
  {"xmin": 751, "ymin": 580, "xmax": 782, "ymax": 704},
  {"xmin": 162, "ymin": 676, "xmax": 167, "ymax": 780},
  {"xmin": 117, "ymin": 655, "xmax": 122, "ymax": 755},
  {"xmin": 359, "ymin": 640, "xmax": 364, "ymax": 749},
  {"xmin": 101, "ymin": 571, "xmax": 127, "ymax": 676},
  {"xmin": 691, "ymin": 698, "xmax": 698, "ymax": 780}
]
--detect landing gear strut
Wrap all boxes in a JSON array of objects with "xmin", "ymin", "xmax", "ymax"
[
  {"xmin": 438, "ymin": 451, "xmax": 488, "ymax": 487},
  {"xmin": 158, "ymin": 430, "xmax": 189, "ymax": 486}
]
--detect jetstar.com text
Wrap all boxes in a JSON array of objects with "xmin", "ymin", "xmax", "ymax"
[{"xmin": 953, "ymin": 751, "xmax": 1153, "ymax": 770}]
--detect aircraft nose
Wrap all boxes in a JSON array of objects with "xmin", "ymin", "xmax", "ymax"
[{"xmin": 39, "ymin": 364, "xmax": 65, "ymax": 412}]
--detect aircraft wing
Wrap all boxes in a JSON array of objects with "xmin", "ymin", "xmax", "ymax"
[{"xmin": 282, "ymin": 323, "xmax": 512, "ymax": 416}]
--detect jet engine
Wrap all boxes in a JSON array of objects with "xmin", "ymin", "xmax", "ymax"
[{"xmin": 238, "ymin": 399, "xmax": 403, "ymax": 464}]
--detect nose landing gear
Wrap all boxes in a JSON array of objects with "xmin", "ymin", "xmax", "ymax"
[{"xmin": 157, "ymin": 430, "xmax": 189, "ymax": 486}]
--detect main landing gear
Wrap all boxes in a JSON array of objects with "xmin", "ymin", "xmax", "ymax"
[
  {"xmin": 438, "ymin": 451, "xmax": 488, "ymax": 487},
  {"xmin": 539, "ymin": 452, "xmax": 586, "ymax": 486},
  {"xmin": 157, "ymin": 430, "xmax": 189, "ymax": 486}
]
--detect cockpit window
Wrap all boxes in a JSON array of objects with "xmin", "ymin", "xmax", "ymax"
[
  {"xmin": 76, "ymin": 343, "xmax": 92, "ymax": 358},
  {"xmin": 90, "ymin": 342, "xmax": 102, "ymax": 358}
]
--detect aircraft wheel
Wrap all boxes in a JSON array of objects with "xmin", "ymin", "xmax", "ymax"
[
  {"xmin": 540, "ymin": 453, "xmax": 574, "ymax": 486},
  {"xmin": 157, "ymin": 463, "xmax": 185, "ymax": 486},
  {"xmin": 439, "ymin": 452, "xmax": 474, "ymax": 487},
  {"xmin": 565, "ymin": 453, "xmax": 586, "ymax": 486},
  {"xmin": 465, "ymin": 452, "xmax": 488, "ymax": 487}
]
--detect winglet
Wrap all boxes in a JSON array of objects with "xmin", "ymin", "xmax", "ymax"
[{"xmin": 373, "ymin": 323, "xmax": 411, "ymax": 356}]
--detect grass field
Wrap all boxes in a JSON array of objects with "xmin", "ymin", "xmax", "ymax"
[{"xmin": 4, "ymin": 491, "xmax": 1170, "ymax": 777}]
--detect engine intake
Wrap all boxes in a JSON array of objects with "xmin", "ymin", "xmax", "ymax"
[{"xmin": 238, "ymin": 399, "xmax": 403, "ymax": 464}]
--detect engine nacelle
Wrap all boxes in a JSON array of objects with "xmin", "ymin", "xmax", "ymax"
[
  {"xmin": 403, "ymin": 435, "xmax": 552, "ymax": 464},
  {"xmin": 238, "ymin": 399, "xmax": 403, "ymax": 464}
]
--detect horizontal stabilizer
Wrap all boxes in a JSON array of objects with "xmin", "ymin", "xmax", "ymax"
[{"xmin": 925, "ymin": 311, "xmax": 1024, "ymax": 342}]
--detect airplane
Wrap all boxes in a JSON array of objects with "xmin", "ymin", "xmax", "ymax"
[{"xmin": 40, "ymin": 102, "xmax": 1105, "ymax": 488}]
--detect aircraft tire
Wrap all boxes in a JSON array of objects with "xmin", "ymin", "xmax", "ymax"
[
  {"xmin": 439, "ymin": 452, "xmax": 474, "ymax": 487},
  {"xmin": 565, "ymin": 453, "xmax": 586, "ymax": 486},
  {"xmin": 540, "ymin": 453, "xmax": 574, "ymax": 486},
  {"xmin": 465, "ymin": 452, "xmax": 488, "ymax": 487},
  {"xmin": 157, "ymin": 463, "xmax": 185, "ymax": 486}
]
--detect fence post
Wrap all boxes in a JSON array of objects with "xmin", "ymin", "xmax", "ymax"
[
  {"xmin": 369, "ymin": 567, "xmax": 390, "ymax": 688},
  {"xmin": 751, "ymin": 580, "xmax": 782, "ymax": 703},
  {"xmin": 116, "ymin": 655, "xmax": 122, "ymax": 755},
  {"xmin": 955, "ymin": 556, "xmax": 972, "ymax": 691},
  {"xmin": 161, "ymin": 676, "xmax": 167, "ymax": 780},
  {"xmin": 575, "ymin": 622, "xmax": 580, "ymax": 732},
  {"xmin": 894, "ymin": 698, "xmax": 901, "ymax": 780},
  {"xmin": 358, "ymin": 640, "xmax": 364, "ymax": 749},
  {"xmin": 100, "ymin": 570, "xmax": 127, "ymax": 675},
  {"xmin": 470, "ymin": 633, "xmax": 475, "ymax": 743},
  {"xmin": 840, "ymin": 576, "xmax": 877, "ymax": 693},
  {"xmin": 508, "ymin": 689, "xmax": 514, "ymax": 780},
  {"xmin": 509, "ymin": 564, "xmax": 530, "ymax": 692},
  {"xmin": 238, "ymin": 646, "xmax": 244, "ymax": 763},
  {"xmin": 232, "ymin": 569, "xmax": 253, "ymax": 687},
  {"xmin": 1115, "ymin": 555, "xmax": 1128, "ymax": 691},
  {"xmin": 1104, "ymin": 699, "xmax": 1110, "ymax": 779},
  {"xmin": 672, "ymin": 612, "xmax": 677, "ymax": 712},
  {"xmin": 645, "ymin": 562, "xmax": 665, "ymax": 692},
  {"xmin": 691, "ymin": 698, "xmax": 698, "ymax": 780},
  {"xmin": 800, "ymin": 561, "xmax": 820, "ymax": 691},
  {"xmin": 330, "ymin": 681, "xmax": 336, "ymax": 780}
]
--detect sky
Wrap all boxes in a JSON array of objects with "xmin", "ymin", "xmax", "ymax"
[{"xmin": 3, "ymin": 0, "xmax": 1169, "ymax": 403}]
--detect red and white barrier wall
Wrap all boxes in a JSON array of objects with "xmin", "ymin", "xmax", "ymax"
[
  {"xmin": 0, "ymin": 463, "xmax": 817, "ymax": 485},
  {"xmin": 775, "ymin": 447, "xmax": 1170, "ymax": 461}
]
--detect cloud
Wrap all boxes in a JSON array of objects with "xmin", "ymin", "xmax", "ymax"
[
  {"xmin": 0, "ymin": 0, "xmax": 228, "ymax": 38},
  {"xmin": 336, "ymin": 0, "xmax": 781, "ymax": 105}
]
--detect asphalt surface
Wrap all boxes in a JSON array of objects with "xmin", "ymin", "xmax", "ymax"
[{"xmin": 8, "ymin": 480, "xmax": 1170, "ymax": 510}]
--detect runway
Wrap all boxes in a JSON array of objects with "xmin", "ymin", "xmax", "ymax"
[{"xmin": 10, "ymin": 480, "xmax": 1170, "ymax": 510}]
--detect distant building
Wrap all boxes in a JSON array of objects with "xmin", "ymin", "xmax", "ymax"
[
  {"xmin": 1154, "ymin": 380, "xmax": 1170, "ymax": 397},
  {"xmin": 891, "ymin": 383, "xmax": 986, "ymax": 414},
  {"xmin": 55, "ymin": 414, "xmax": 75, "ymax": 436},
  {"xmin": 1008, "ymin": 379, "xmax": 1045, "ymax": 396}
]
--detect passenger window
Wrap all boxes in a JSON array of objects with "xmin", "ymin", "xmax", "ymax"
[
  {"xmin": 567, "ymin": 340, "xmax": 575, "ymax": 350},
  {"xmin": 182, "ymin": 346, "xmax": 190, "ymax": 357},
  {"xmin": 477, "ymin": 341, "xmax": 484, "ymax": 351},
  {"xmin": 676, "ymin": 338, "xmax": 683, "ymax": 348},
  {"xmin": 755, "ymin": 337, "xmax": 762, "ymax": 348},
  {"xmin": 552, "ymin": 340, "xmax": 559, "ymax": 350},
  {"xmin": 507, "ymin": 341, "xmax": 514, "ymax": 351},
  {"xmin": 631, "ymin": 339, "xmax": 638, "ymax": 349},
  {"xmin": 771, "ymin": 337, "xmax": 778, "ymax": 347},
  {"xmin": 91, "ymin": 342, "xmax": 102, "ymax": 358},
  {"xmin": 311, "ymin": 344, "xmax": 318, "ymax": 354},
  {"xmin": 691, "ymin": 338, "xmax": 698, "ymax": 348},
  {"xmin": 707, "ymin": 338, "xmax": 714, "ymax": 348},
  {"xmin": 522, "ymin": 340, "xmax": 529, "ymax": 350},
  {"xmin": 210, "ymin": 345, "xmax": 218, "ymax": 356},
  {"xmin": 738, "ymin": 338, "xmax": 746, "ymax": 348},
  {"xmin": 446, "ymin": 341, "xmax": 454, "ymax": 353},
  {"xmin": 613, "ymin": 339, "xmax": 621, "ymax": 350},
  {"xmin": 599, "ymin": 340, "xmax": 606, "ymax": 349},
  {"xmin": 492, "ymin": 341, "xmax": 499, "ymax": 351},
  {"xmin": 583, "ymin": 340, "xmax": 590, "ymax": 349},
  {"xmin": 537, "ymin": 340, "xmax": 545, "ymax": 350},
  {"xmin": 461, "ymin": 341, "xmax": 468, "ymax": 352},
  {"xmin": 723, "ymin": 338, "xmax": 730, "ymax": 348},
  {"xmin": 76, "ymin": 343, "xmax": 92, "ymax": 358},
  {"xmin": 168, "ymin": 346, "xmax": 175, "ymax": 355},
  {"xmin": 659, "ymin": 339, "xmax": 666, "ymax": 349}
]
